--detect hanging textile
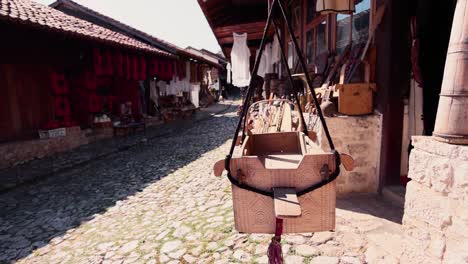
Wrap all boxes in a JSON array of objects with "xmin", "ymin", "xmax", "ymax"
[
  {"xmin": 114, "ymin": 52, "xmax": 124, "ymax": 77},
  {"xmin": 139, "ymin": 56, "xmax": 147, "ymax": 81},
  {"xmin": 271, "ymin": 34, "xmax": 281, "ymax": 65},
  {"xmin": 256, "ymin": 43, "xmax": 273, "ymax": 78},
  {"xmin": 227, "ymin": 63, "xmax": 232, "ymax": 84},
  {"xmin": 149, "ymin": 80, "xmax": 159, "ymax": 108},
  {"xmin": 157, "ymin": 80, "xmax": 168, "ymax": 96},
  {"xmin": 176, "ymin": 61, "xmax": 185, "ymax": 80},
  {"xmin": 190, "ymin": 84, "xmax": 200, "ymax": 108},
  {"xmin": 230, "ymin": 33, "xmax": 251, "ymax": 87},
  {"xmin": 169, "ymin": 61, "xmax": 175, "ymax": 80},
  {"xmin": 410, "ymin": 17, "xmax": 423, "ymax": 87},
  {"xmin": 148, "ymin": 58, "xmax": 159, "ymax": 78},
  {"xmin": 132, "ymin": 55, "xmax": 139, "ymax": 80},
  {"xmin": 207, "ymin": 70, "xmax": 213, "ymax": 86},
  {"xmin": 51, "ymin": 71, "xmax": 69, "ymax": 95},
  {"xmin": 159, "ymin": 59, "xmax": 165, "ymax": 80},
  {"xmin": 93, "ymin": 48, "xmax": 104, "ymax": 76},
  {"xmin": 88, "ymin": 92, "xmax": 102, "ymax": 113},
  {"xmin": 177, "ymin": 61, "xmax": 192, "ymax": 93},
  {"xmin": 316, "ymin": 0, "xmax": 355, "ymax": 14},
  {"xmin": 138, "ymin": 81, "xmax": 146, "ymax": 114},
  {"xmin": 54, "ymin": 96, "xmax": 71, "ymax": 117},
  {"xmin": 168, "ymin": 76, "xmax": 178, "ymax": 95},
  {"xmin": 160, "ymin": 60, "xmax": 175, "ymax": 82},
  {"xmin": 103, "ymin": 50, "xmax": 113, "ymax": 76},
  {"xmin": 125, "ymin": 54, "xmax": 132, "ymax": 80},
  {"xmin": 107, "ymin": 95, "xmax": 117, "ymax": 113},
  {"xmin": 190, "ymin": 62, "xmax": 198, "ymax": 83},
  {"xmin": 84, "ymin": 70, "xmax": 96, "ymax": 90}
]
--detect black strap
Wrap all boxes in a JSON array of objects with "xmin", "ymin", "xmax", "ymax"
[
  {"xmin": 227, "ymin": 150, "xmax": 341, "ymax": 197},
  {"xmin": 225, "ymin": 0, "xmax": 342, "ymax": 197}
]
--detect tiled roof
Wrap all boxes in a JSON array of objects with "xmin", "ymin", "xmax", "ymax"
[
  {"xmin": 50, "ymin": 0, "xmax": 222, "ymax": 68},
  {"xmin": 0, "ymin": 0, "xmax": 174, "ymax": 57},
  {"xmin": 51, "ymin": 0, "xmax": 182, "ymax": 53}
]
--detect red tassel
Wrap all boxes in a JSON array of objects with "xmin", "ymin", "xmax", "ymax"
[{"xmin": 268, "ymin": 218, "xmax": 283, "ymax": 264}]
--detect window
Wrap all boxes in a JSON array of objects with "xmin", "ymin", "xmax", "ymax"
[
  {"xmin": 304, "ymin": 18, "xmax": 327, "ymax": 66},
  {"xmin": 336, "ymin": 0, "xmax": 371, "ymax": 54},
  {"xmin": 316, "ymin": 21, "xmax": 327, "ymax": 56},
  {"xmin": 303, "ymin": 0, "xmax": 328, "ymax": 67}
]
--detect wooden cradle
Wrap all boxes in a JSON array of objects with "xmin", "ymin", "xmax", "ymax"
[{"xmin": 214, "ymin": 130, "xmax": 353, "ymax": 234}]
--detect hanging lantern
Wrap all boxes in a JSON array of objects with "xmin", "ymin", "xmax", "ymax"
[{"xmin": 316, "ymin": 0, "xmax": 355, "ymax": 14}]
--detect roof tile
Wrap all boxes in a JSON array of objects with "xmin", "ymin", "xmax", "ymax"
[{"xmin": 0, "ymin": 0, "xmax": 173, "ymax": 57}]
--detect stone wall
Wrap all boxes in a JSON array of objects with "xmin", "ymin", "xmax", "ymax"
[
  {"xmin": 310, "ymin": 113, "xmax": 382, "ymax": 194},
  {"xmin": 0, "ymin": 127, "xmax": 88, "ymax": 170},
  {"xmin": 402, "ymin": 136, "xmax": 468, "ymax": 264}
]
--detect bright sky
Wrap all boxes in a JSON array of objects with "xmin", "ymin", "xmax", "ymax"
[{"xmin": 32, "ymin": 0, "xmax": 221, "ymax": 53}]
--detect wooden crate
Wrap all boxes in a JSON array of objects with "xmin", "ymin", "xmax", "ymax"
[
  {"xmin": 228, "ymin": 132, "xmax": 336, "ymax": 234},
  {"xmin": 336, "ymin": 83, "xmax": 376, "ymax": 115}
]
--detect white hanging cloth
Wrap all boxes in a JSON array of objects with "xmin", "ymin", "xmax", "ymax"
[
  {"xmin": 157, "ymin": 80, "xmax": 168, "ymax": 96},
  {"xmin": 150, "ymin": 80, "xmax": 159, "ymax": 107},
  {"xmin": 227, "ymin": 63, "xmax": 232, "ymax": 84},
  {"xmin": 190, "ymin": 84, "xmax": 201, "ymax": 108},
  {"xmin": 271, "ymin": 34, "xmax": 281, "ymax": 65},
  {"xmin": 264, "ymin": 43, "xmax": 274, "ymax": 75},
  {"xmin": 230, "ymin": 33, "xmax": 251, "ymax": 87},
  {"xmin": 256, "ymin": 43, "xmax": 274, "ymax": 78}
]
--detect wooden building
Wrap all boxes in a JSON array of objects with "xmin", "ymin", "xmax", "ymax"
[
  {"xmin": 0, "ymin": 0, "xmax": 176, "ymax": 142},
  {"xmin": 0, "ymin": 0, "xmax": 222, "ymax": 170},
  {"xmin": 50, "ymin": 0, "xmax": 224, "ymax": 117},
  {"xmin": 198, "ymin": 0, "xmax": 458, "ymax": 196}
]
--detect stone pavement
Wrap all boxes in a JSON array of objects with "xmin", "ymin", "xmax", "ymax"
[
  {"xmin": 0, "ymin": 102, "xmax": 405, "ymax": 264},
  {"xmin": 0, "ymin": 102, "xmax": 232, "ymax": 192}
]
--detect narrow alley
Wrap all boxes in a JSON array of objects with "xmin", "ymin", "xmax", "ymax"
[
  {"xmin": 1, "ymin": 0, "xmax": 467, "ymax": 263},
  {"xmin": 1, "ymin": 102, "xmax": 404, "ymax": 264}
]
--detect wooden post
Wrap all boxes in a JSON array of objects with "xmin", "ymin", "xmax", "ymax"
[{"xmin": 433, "ymin": 0, "xmax": 468, "ymax": 145}]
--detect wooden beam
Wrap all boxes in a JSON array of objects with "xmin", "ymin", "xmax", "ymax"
[
  {"xmin": 214, "ymin": 21, "xmax": 270, "ymax": 36},
  {"xmin": 218, "ymin": 32, "xmax": 273, "ymax": 45},
  {"xmin": 214, "ymin": 21, "xmax": 274, "ymax": 45}
]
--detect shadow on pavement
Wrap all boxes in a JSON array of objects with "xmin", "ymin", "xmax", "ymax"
[
  {"xmin": 337, "ymin": 194, "xmax": 404, "ymax": 224},
  {"xmin": 0, "ymin": 106, "xmax": 238, "ymax": 263}
]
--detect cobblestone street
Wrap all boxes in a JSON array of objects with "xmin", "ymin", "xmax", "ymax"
[{"xmin": 0, "ymin": 102, "xmax": 405, "ymax": 264}]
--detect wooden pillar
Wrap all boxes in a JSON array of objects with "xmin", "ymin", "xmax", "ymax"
[
  {"xmin": 433, "ymin": 0, "xmax": 468, "ymax": 145},
  {"xmin": 375, "ymin": 0, "xmax": 411, "ymax": 188}
]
